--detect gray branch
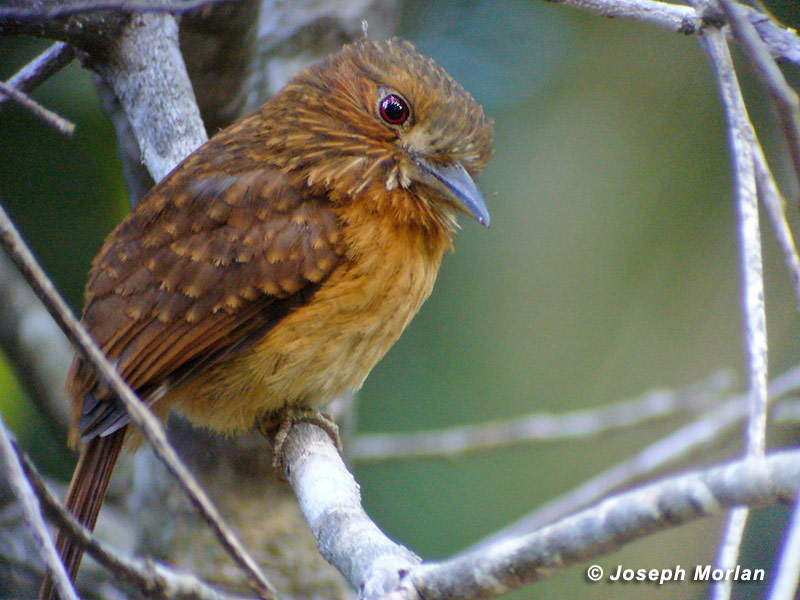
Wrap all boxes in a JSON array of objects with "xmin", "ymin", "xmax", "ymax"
[
  {"xmin": 401, "ymin": 451, "xmax": 799, "ymax": 600},
  {"xmin": 87, "ymin": 11, "xmax": 207, "ymax": 186},
  {"xmin": 14, "ymin": 436, "xmax": 255, "ymax": 600},
  {"xmin": 350, "ymin": 371, "xmax": 732, "ymax": 462},
  {"xmin": 0, "ymin": 417, "xmax": 78, "ymax": 600},
  {"xmin": 279, "ymin": 421, "xmax": 800, "ymax": 600}
]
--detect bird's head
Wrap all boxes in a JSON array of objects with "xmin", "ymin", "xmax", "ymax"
[{"xmin": 264, "ymin": 38, "xmax": 494, "ymax": 230}]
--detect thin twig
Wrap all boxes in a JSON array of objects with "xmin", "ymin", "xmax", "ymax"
[
  {"xmin": 0, "ymin": 81, "xmax": 75, "ymax": 136},
  {"xmin": 697, "ymin": 19, "xmax": 769, "ymax": 600},
  {"xmin": 753, "ymin": 144, "xmax": 800, "ymax": 310},
  {"xmin": 467, "ymin": 364, "xmax": 800, "ymax": 552},
  {"xmin": 545, "ymin": 0, "xmax": 800, "ymax": 67},
  {"xmin": 350, "ymin": 371, "xmax": 733, "ymax": 462},
  {"xmin": 0, "ymin": 42, "xmax": 75, "ymax": 112},
  {"xmin": 0, "ymin": 418, "xmax": 79, "ymax": 600},
  {"xmin": 713, "ymin": 507, "xmax": 750, "ymax": 600},
  {"xmin": 0, "ymin": 202, "xmax": 277, "ymax": 599},
  {"xmin": 719, "ymin": 0, "xmax": 800, "ymax": 189},
  {"xmin": 13, "ymin": 438, "xmax": 256, "ymax": 600},
  {"xmin": 468, "ymin": 398, "xmax": 743, "ymax": 552},
  {"xmin": 549, "ymin": 0, "xmax": 698, "ymax": 33}
]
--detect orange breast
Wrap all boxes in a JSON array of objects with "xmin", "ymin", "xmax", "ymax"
[{"xmin": 170, "ymin": 200, "xmax": 451, "ymax": 434}]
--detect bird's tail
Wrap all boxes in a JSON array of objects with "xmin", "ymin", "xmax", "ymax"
[{"xmin": 39, "ymin": 427, "xmax": 127, "ymax": 600}]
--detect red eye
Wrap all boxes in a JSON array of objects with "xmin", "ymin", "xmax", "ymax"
[{"xmin": 379, "ymin": 94, "xmax": 410, "ymax": 125}]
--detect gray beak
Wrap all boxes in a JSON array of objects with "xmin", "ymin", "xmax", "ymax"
[{"xmin": 417, "ymin": 160, "xmax": 491, "ymax": 228}]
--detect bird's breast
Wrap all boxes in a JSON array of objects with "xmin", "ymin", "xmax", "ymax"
[{"xmin": 174, "ymin": 204, "xmax": 451, "ymax": 433}]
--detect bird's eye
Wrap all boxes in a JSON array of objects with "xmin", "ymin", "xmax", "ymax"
[{"xmin": 379, "ymin": 94, "xmax": 410, "ymax": 126}]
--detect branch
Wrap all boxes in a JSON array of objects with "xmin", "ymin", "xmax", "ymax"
[
  {"xmin": 0, "ymin": 0, "xmax": 234, "ymax": 20},
  {"xmin": 0, "ymin": 81, "xmax": 75, "ymax": 135},
  {"xmin": 544, "ymin": 0, "xmax": 800, "ymax": 66},
  {"xmin": 469, "ymin": 363, "xmax": 800, "ymax": 551},
  {"xmin": 768, "ymin": 487, "xmax": 800, "ymax": 600},
  {"xmin": 350, "ymin": 371, "xmax": 732, "ymax": 462},
  {"xmin": 719, "ymin": 0, "xmax": 800, "ymax": 188},
  {"xmin": 87, "ymin": 11, "xmax": 207, "ymax": 188},
  {"xmin": 694, "ymin": 7, "xmax": 769, "ymax": 598},
  {"xmin": 0, "ymin": 41, "xmax": 75, "ymax": 112},
  {"xmin": 281, "ymin": 422, "xmax": 800, "ymax": 600},
  {"xmin": 753, "ymin": 142, "xmax": 800, "ymax": 310},
  {"xmin": 282, "ymin": 423, "xmax": 420, "ymax": 598},
  {"xmin": 398, "ymin": 451, "xmax": 799, "ymax": 600},
  {"xmin": 0, "ymin": 418, "xmax": 78, "ymax": 600},
  {"xmin": 14, "ymin": 437, "xmax": 255, "ymax": 600}
]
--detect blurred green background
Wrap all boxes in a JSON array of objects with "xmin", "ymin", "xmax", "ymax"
[{"xmin": 2, "ymin": 1, "xmax": 800, "ymax": 598}]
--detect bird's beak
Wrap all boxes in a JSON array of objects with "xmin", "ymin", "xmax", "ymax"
[{"xmin": 416, "ymin": 160, "xmax": 490, "ymax": 228}]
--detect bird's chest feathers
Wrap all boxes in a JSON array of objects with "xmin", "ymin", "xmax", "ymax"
[
  {"xmin": 243, "ymin": 205, "xmax": 448, "ymax": 410},
  {"xmin": 175, "ymin": 193, "xmax": 451, "ymax": 433}
]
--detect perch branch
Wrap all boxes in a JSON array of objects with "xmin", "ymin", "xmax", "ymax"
[{"xmin": 282, "ymin": 423, "xmax": 420, "ymax": 599}]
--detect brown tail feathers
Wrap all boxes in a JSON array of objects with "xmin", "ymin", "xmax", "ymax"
[{"xmin": 39, "ymin": 427, "xmax": 126, "ymax": 600}]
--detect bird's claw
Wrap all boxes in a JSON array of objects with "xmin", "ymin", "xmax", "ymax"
[{"xmin": 263, "ymin": 408, "xmax": 342, "ymax": 480}]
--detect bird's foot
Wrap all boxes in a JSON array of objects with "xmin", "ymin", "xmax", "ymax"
[{"xmin": 261, "ymin": 408, "xmax": 342, "ymax": 480}]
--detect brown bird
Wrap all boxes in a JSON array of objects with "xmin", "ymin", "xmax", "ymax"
[{"xmin": 41, "ymin": 37, "xmax": 493, "ymax": 599}]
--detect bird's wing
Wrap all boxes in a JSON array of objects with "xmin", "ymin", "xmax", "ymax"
[{"xmin": 69, "ymin": 168, "xmax": 344, "ymax": 439}]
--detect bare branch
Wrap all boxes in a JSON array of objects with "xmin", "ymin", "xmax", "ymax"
[
  {"xmin": 350, "ymin": 371, "xmax": 733, "ymax": 462},
  {"xmin": 0, "ymin": 41, "xmax": 75, "ymax": 112},
  {"xmin": 0, "ymin": 0, "xmax": 234, "ymax": 20},
  {"xmin": 753, "ymin": 144, "xmax": 800, "ymax": 310},
  {"xmin": 693, "ymin": 13, "xmax": 769, "ymax": 599},
  {"xmin": 0, "ymin": 418, "xmax": 78, "ymax": 600},
  {"xmin": 469, "ymin": 364, "xmax": 800, "ymax": 551},
  {"xmin": 399, "ymin": 451, "xmax": 800, "ymax": 600},
  {"xmin": 13, "ymin": 438, "xmax": 256, "ymax": 600},
  {"xmin": 713, "ymin": 507, "xmax": 750, "ymax": 600},
  {"xmin": 543, "ymin": 0, "xmax": 800, "ymax": 66},
  {"xmin": 0, "ymin": 81, "xmax": 74, "ymax": 135},
  {"xmin": 719, "ymin": 0, "xmax": 800, "ymax": 186},
  {"xmin": 469, "ymin": 398, "xmax": 744, "ymax": 552},
  {"xmin": 87, "ymin": 12, "xmax": 207, "ymax": 187},
  {"xmin": 282, "ymin": 422, "xmax": 420, "ymax": 598},
  {"xmin": 547, "ymin": 0, "xmax": 699, "ymax": 33}
]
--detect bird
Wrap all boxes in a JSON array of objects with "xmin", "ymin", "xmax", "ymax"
[{"xmin": 40, "ymin": 37, "xmax": 493, "ymax": 599}]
